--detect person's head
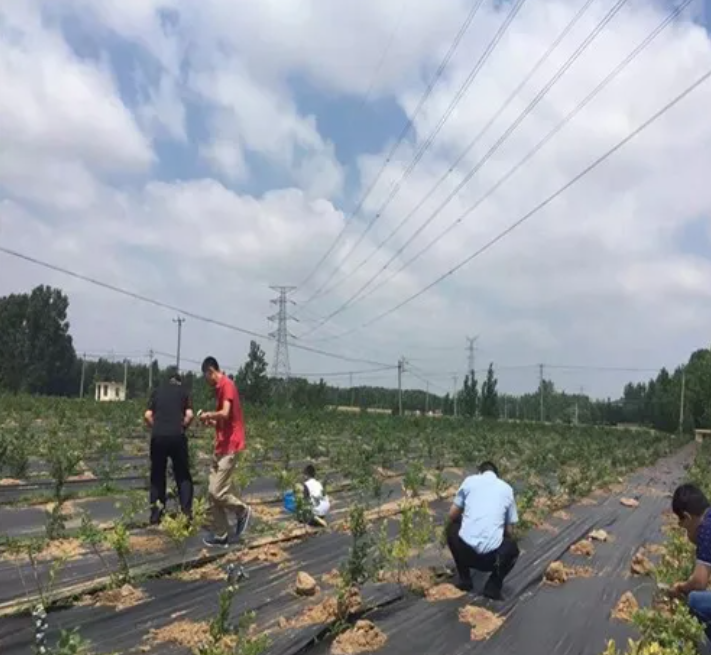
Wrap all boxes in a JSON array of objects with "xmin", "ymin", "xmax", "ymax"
[
  {"xmin": 169, "ymin": 373, "xmax": 182, "ymax": 385},
  {"xmin": 303, "ymin": 464, "xmax": 316, "ymax": 480},
  {"xmin": 672, "ymin": 483, "xmax": 710, "ymax": 543},
  {"xmin": 479, "ymin": 461, "xmax": 499, "ymax": 477},
  {"xmin": 201, "ymin": 357, "xmax": 221, "ymax": 387}
]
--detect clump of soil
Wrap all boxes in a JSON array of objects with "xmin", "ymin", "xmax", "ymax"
[
  {"xmin": 322, "ymin": 569, "xmax": 342, "ymax": 587},
  {"xmin": 378, "ymin": 568, "xmax": 435, "ymax": 594},
  {"xmin": 646, "ymin": 544, "xmax": 667, "ymax": 557},
  {"xmin": 332, "ymin": 620, "xmax": 387, "ymax": 655},
  {"xmin": 44, "ymin": 500, "xmax": 77, "ymax": 516},
  {"xmin": 631, "ymin": 551, "xmax": 654, "ymax": 576},
  {"xmin": 578, "ymin": 497, "xmax": 599, "ymax": 507},
  {"xmin": 620, "ymin": 498, "xmax": 640, "ymax": 508},
  {"xmin": 2, "ymin": 538, "xmax": 90, "ymax": 563},
  {"xmin": 611, "ymin": 591, "xmax": 639, "ymax": 623},
  {"xmin": 81, "ymin": 584, "xmax": 148, "ymax": 611},
  {"xmin": 237, "ymin": 544, "xmax": 290, "ymax": 564},
  {"xmin": 252, "ymin": 504, "xmax": 285, "ymax": 521},
  {"xmin": 174, "ymin": 563, "xmax": 226, "ymax": 582},
  {"xmin": 589, "ymin": 529, "xmax": 609, "ymax": 542},
  {"xmin": 286, "ymin": 588, "xmax": 363, "ymax": 628},
  {"xmin": 570, "ymin": 541, "xmax": 595, "ymax": 557},
  {"xmin": 539, "ymin": 523, "xmax": 559, "ymax": 535},
  {"xmin": 295, "ymin": 571, "xmax": 319, "ymax": 597},
  {"xmin": 458, "ymin": 606, "xmax": 505, "ymax": 641},
  {"xmin": 129, "ymin": 534, "xmax": 170, "ymax": 552},
  {"xmin": 425, "ymin": 583, "xmax": 466, "ymax": 601},
  {"xmin": 148, "ymin": 620, "xmax": 237, "ymax": 650},
  {"xmin": 67, "ymin": 470, "xmax": 97, "ymax": 482},
  {"xmin": 553, "ymin": 510, "xmax": 572, "ymax": 521},
  {"xmin": 544, "ymin": 561, "xmax": 594, "ymax": 585},
  {"xmin": 0, "ymin": 478, "xmax": 23, "ymax": 486}
]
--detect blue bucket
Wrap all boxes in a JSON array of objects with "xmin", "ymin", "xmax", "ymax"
[{"xmin": 283, "ymin": 491, "xmax": 296, "ymax": 514}]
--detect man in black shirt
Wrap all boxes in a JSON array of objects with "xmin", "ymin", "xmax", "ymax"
[{"xmin": 144, "ymin": 373, "xmax": 194, "ymax": 524}]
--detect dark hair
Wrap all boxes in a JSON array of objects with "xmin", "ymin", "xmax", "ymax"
[
  {"xmin": 169, "ymin": 373, "xmax": 182, "ymax": 384},
  {"xmin": 672, "ymin": 483, "xmax": 710, "ymax": 518},
  {"xmin": 304, "ymin": 464, "xmax": 316, "ymax": 478},
  {"xmin": 201, "ymin": 357, "xmax": 220, "ymax": 374},
  {"xmin": 479, "ymin": 461, "xmax": 499, "ymax": 477}
]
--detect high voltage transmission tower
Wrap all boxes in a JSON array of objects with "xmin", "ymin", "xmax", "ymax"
[{"xmin": 269, "ymin": 286, "xmax": 297, "ymax": 391}]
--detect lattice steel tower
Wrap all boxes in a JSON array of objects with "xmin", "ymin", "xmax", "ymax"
[{"xmin": 268, "ymin": 286, "xmax": 297, "ymax": 384}]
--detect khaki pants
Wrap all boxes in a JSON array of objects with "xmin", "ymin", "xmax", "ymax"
[{"xmin": 208, "ymin": 453, "xmax": 247, "ymax": 538}]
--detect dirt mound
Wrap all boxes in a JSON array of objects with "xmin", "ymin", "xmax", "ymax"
[
  {"xmin": 458, "ymin": 606, "xmax": 505, "ymax": 641},
  {"xmin": 631, "ymin": 551, "xmax": 653, "ymax": 576},
  {"xmin": 0, "ymin": 478, "xmax": 23, "ymax": 486},
  {"xmin": 553, "ymin": 510, "xmax": 572, "ymax": 521},
  {"xmin": 148, "ymin": 620, "xmax": 234, "ymax": 650},
  {"xmin": 544, "ymin": 561, "xmax": 594, "ymax": 585},
  {"xmin": 570, "ymin": 541, "xmax": 595, "ymax": 557},
  {"xmin": 174, "ymin": 563, "xmax": 226, "ymax": 581},
  {"xmin": 287, "ymin": 588, "xmax": 363, "ymax": 628},
  {"xmin": 611, "ymin": 591, "xmax": 639, "ymax": 623},
  {"xmin": 296, "ymin": 571, "xmax": 319, "ymax": 597},
  {"xmin": 252, "ymin": 504, "xmax": 285, "ymax": 521},
  {"xmin": 237, "ymin": 544, "xmax": 290, "ymax": 564},
  {"xmin": 332, "ymin": 620, "xmax": 387, "ymax": 655},
  {"xmin": 620, "ymin": 498, "xmax": 640, "ymax": 508},
  {"xmin": 378, "ymin": 568, "xmax": 435, "ymax": 594},
  {"xmin": 322, "ymin": 569, "xmax": 342, "ymax": 587},
  {"xmin": 589, "ymin": 530, "xmax": 609, "ymax": 542},
  {"xmin": 425, "ymin": 583, "xmax": 466, "ymax": 601},
  {"xmin": 81, "ymin": 584, "xmax": 148, "ymax": 611},
  {"xmin": 129, "ymin": 534, "xmax": 170, "ymax": 552}
]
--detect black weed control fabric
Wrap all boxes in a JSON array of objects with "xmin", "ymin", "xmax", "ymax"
[{"xmin": 303, "ymin": 445, "xmax": 692, "ymax": 655}]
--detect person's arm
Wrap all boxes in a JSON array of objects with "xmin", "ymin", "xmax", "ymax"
[
  {"xmin": 447, "ymin": 484, "xmax": 467, "ymax": 526},
  {"xmin": 183, "ymin": 392, "xmax": 194, "ymax": 429},
  {"xmin": 505, "ymin": 492, "xmax": 519, "ymax": 539},
  {"xmin": 672, "ymin": 562, "xmax": 710, "ymax": 596},
  {"xmin": 201, "ymin": 383, "xmax": 235, "ymax": 423},
  {"xmin": 144, "ymin": 391, "xmax": 156, "ymax": 428}
]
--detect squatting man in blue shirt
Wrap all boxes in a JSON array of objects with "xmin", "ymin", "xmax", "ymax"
[
  {"xmin": 668, "ymin": 483, "xmax": 711, "ymax": 641},
  {"xmin": 445, "ymin": 461, "xmax": 520, "ymax": 600}
]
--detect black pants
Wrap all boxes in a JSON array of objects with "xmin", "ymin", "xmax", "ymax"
[
  {"xmin": 150, "ymin": 434, "xmax": 193, "ymax": 521},
  {"xmin": 446, "ymin": 520, "xmax": 519, "ymax": 590}
]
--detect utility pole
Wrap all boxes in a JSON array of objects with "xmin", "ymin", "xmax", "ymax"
[
  {"xmin": 503, "ymin": 394, "xmax": 508, "ymax": 420},
  {"xmin": 425, "ymin": 381, "xmax": 430, "ymax": 414},
  {"xmin": 397, "ymin": 357, "xmax": 406, "ymax": 416},
  {"xmin": 148, "ymin": 349, "xmax": 154, "ymax": 391},
  {"xmin": 349, "ymin": 372, "xmax": 355, "ymax": 407},
  {"xmin": 123, "ymin": 359, "xmax": 129, "ymax": 399},
  {"xmin": 453, "ymin": 375, "xmax": 459, "ymax": 417},
  {"xmin": 79, "ymin": 353, "xmax": 86, "ymax": 398},
  {"xmin": 466, "ymin": 336, "xmax": 479, "ymax": 374},
  {"xmin": 539, "ymin": 364, "xmax": 544, "ymax": 422},
  {"xmin": 173, "ymin": 317, "xmax": 185, "ymax": 372},
  {"xmin": 269, "ymin": 286, "xmax": 298, "ymax": 398},
  {"xmin": 679, "ymin": 367, "xmax": 686, "ymax": 435}
]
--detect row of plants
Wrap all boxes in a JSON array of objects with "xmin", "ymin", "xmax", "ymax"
[{"xmin": 602, "ymin": 442, "xmax": 711, "ymax": 655}]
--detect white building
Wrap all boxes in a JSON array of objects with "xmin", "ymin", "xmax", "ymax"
[{"xmin": 95, "ymin": 381, "xmax": 126, "ymax": 402}]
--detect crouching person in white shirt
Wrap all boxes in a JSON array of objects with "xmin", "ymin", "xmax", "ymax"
[{"xmin": 301, "ymin": 464, "xmax": 330, "ymax": 528}]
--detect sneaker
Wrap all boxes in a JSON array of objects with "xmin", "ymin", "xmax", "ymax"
[
  {"xmin": 235, "ymin": 506, "xmax": 252, "ymax": 540},
  {"xmin": 455, "ymin": 579, "xmax": 474, "ymax": 593},
  {"xmin": 312, "ymin": 516, "xmax": 328, "ymax": 528},
  {"xmin": 483, "ymin": 579, "xmax": 503, "ymax": 601},
  {"xmin": 203, "ymin": 533, "xmax": 229, "ymax": 548}
]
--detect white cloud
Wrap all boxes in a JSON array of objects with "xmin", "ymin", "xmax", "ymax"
[{"xmin": 2, "ymin": 0, "xmax": 711, "ymax": 399}]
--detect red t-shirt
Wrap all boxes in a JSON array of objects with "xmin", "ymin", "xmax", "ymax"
[{"xmin": 214, "ymin": 375, "xmax": 246, "ymax": 456}]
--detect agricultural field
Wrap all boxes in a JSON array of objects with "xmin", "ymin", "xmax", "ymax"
[{"xmin": 0, "ymin": 395, "xmax": 698, "ymax": 655}]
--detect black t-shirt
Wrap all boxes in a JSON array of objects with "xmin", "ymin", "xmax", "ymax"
[{"xmin": 148, "ymin": 383, "xmax": 192, "ymax": 437}]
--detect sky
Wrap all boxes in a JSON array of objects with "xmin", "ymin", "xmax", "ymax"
[{"xmin": 1, "ymin": 0, "xmax": 711, "ymax": 399}]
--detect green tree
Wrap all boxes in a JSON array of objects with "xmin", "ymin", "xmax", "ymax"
[
  {"xmin": 460, "ymin": 372, "xmax": 478, "ymax": 418},
  {"xmin": 0, "ymin": 286, "xmax": 77, "ymax": 395},
  {"xmin": 236, "ymin": 341, "xmax": 270, "ymax": 405},
  {"xmin": 480, "ymin": 363, "xmax": 499, "ymax": 419}
]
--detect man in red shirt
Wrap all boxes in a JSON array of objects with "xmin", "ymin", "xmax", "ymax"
[{"xmin": 199, "ymin": 356, "xmax": 251, "ymax": 547}]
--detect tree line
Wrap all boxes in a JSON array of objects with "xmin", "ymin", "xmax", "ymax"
[{"xmin": 0, "ymin": 286, "xmax": 708, "ymax": 433}]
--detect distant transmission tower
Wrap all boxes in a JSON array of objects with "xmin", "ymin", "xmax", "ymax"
[{"xmin": 268, "ymin": 286, "xmax": 298, "ymax": 389}]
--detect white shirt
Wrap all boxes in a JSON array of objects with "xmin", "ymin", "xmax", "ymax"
[
  {"xmin": 454, "ymin": 471, "xmax": 518, "ymax": 554},
  {"xmin": 304, "ymin": 478, "xmax": 330, "ymax": 517}
]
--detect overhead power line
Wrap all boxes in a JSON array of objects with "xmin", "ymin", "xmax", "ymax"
[
  {"xmin": 300, "ymin": 0, "xmax": 531, "ymax": 311},
  {"xmin": 309, "ymin": 0, "xmax": 699, "ymax": 343},
  {"xmin": 354, "ymin": 63, "xmax": 711, "ymax": 332},
  {"xmin": 305, "ymin": 0, "xmax": 634, "ymax": 333},
  {"xmin": 296, "ymin": 0, "xmax": 486, "ymax": 292},
  {"xmin": 0, "ymin": 246, "xmax": 393, "ymax": 369},
  {"xmin": 304, "ymin": 0, "xmax": 598, "ymax": 307}
]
